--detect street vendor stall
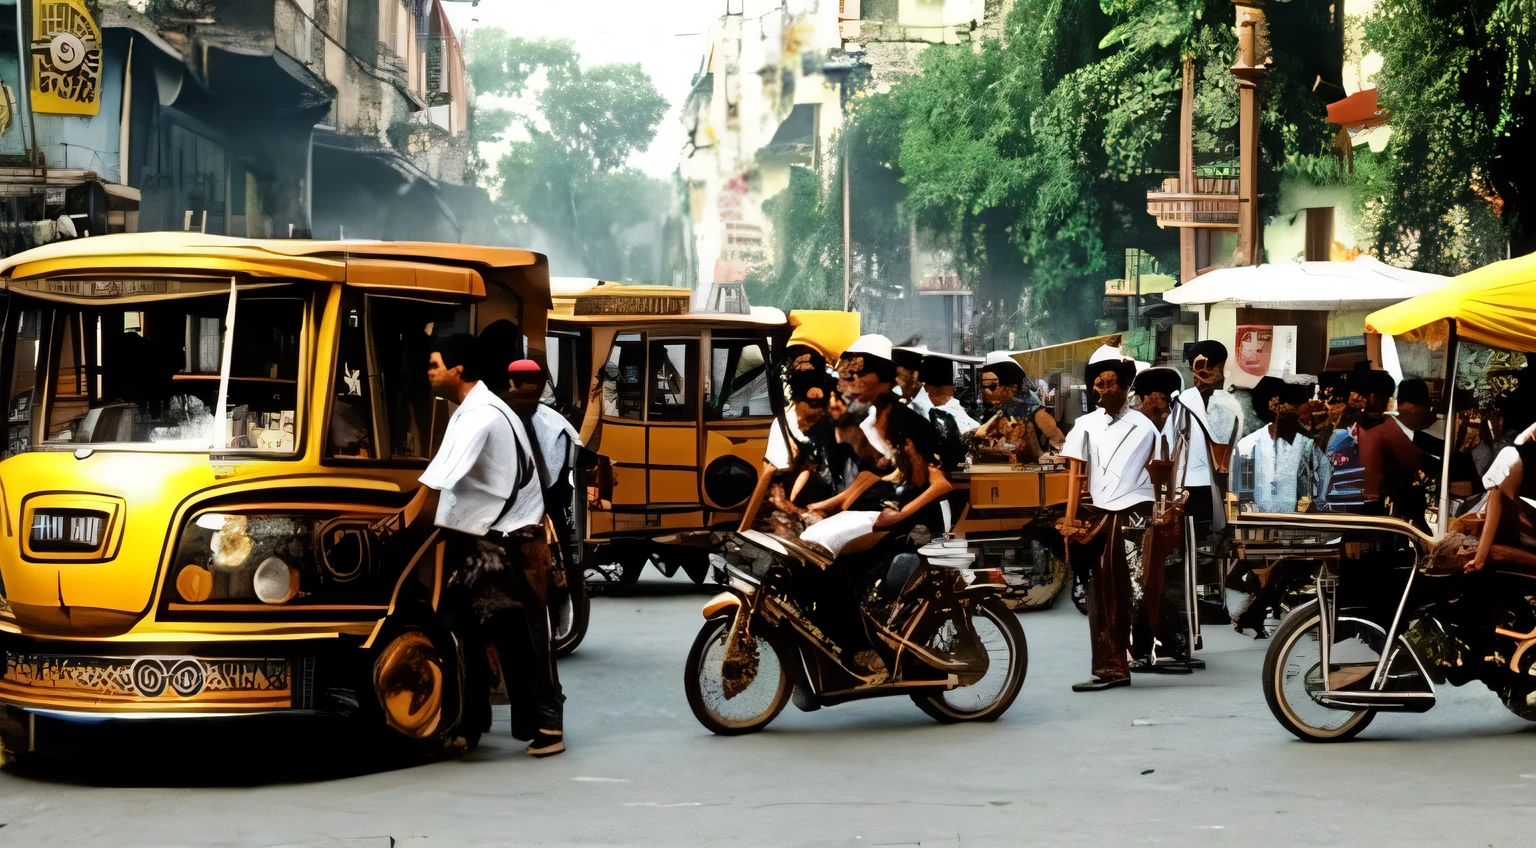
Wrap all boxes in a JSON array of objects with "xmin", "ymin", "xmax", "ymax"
[{"xmin": 1162, "ymin": 257, "xmax": 1449, "ymax": 387}]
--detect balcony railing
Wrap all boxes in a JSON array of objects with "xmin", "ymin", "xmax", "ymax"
[{"xmin": 1145, "ymin": 176, "xmax": 1240, "ymax": 229}]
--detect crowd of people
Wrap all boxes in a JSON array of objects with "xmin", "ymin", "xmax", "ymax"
[{"xmin": 410, "ymin": 321, "xmax": 1531, "ymax": 753}]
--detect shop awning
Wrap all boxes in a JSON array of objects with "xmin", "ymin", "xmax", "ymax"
[
  {"xmin": 1367, "ymin": 251, "xmax": 1536, "ymax": 353},
  {"xmin": 1161, "ymin": 257, "xmax": 1449, "ymax": 311}
]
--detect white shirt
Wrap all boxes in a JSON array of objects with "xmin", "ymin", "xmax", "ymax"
[
  {"xmin": 1173, "ymin": 388, "xmax": 1243, "ymax": 488},
  {"xmin": 529, "ymin": 402, "xmax": 581, "ymax": 487},
  {"xmin": 764, "ymin": 413, "xmax": 806, "ymax": 471},
  {"xmin": 1063, "ymin": 406, "xmax": 1157, "ymax": 511},
  {"xmin": 420, "ymin": 382, "xmax": 543, "ymax": 536},
  {"xmin": 912, "ymin": 387, "xmax": 934, "ymax": 415},
  {"xmin": 931, "ymin": 396, "xmax": 981, "ymax": 433},
  {"xmin": 862, "ymin": 406, "xmax": 893, "ymax": 459}
]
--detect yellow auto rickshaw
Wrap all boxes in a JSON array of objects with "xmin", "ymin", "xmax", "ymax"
[
  {"xmin": 544, "ymin": 281, "xmax": 797, "ymax": 586},
  {"xmin": 0, "ymin": 232, "xmax": 551, "ymax": 761}
]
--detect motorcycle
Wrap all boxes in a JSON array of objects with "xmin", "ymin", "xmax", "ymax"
[
  {"xmin": 1259, "ymin": 515, "xmax": 1536, "ymax": 741},
  {"xmin": 683, "ymin": 530, "xmax": 1027, "ymax": 734}
]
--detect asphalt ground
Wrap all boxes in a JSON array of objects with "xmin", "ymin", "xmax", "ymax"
[{"xmin": 0, "ymin": 572, "xmax": 1533, "ymax": 847}]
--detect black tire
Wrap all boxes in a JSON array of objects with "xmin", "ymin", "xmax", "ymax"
[
  {"xmin": 684, "ymin": 615, "xmax": 790, "ymax": 735},
  {"xmin": 1262, "ymin": 600, "xmax": 1378, "ymax": 743},
  {"xmin": 1071, "ymin": 571, "xmax": 1089, "ymax": 615},
  {"xmin": 912, "ymin": 599, "xmax": 1028, "ymax": 723},
  {"xmin": 551, "ymin": 581, "xmax": 591, "ymax": 658},
  {"xmin": 0, "ymin": 706, "xmax": 32, "ymax": 770}
]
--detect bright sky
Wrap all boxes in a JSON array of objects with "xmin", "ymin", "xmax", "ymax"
[{"xmin": 442, "ymin": 0, "xmax": 722, "ymax": 178}]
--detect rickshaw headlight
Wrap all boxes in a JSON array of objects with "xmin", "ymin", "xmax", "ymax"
[
  {"xmin": 170, "ymin": 509, "xmax": 398, "ymax": 608},
  {"xmin": 253, "ymin": 556, "xmax": 300, "ymax": 604}
]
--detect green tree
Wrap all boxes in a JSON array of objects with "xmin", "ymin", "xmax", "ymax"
[
  {"xmin": 463, "ymin": 31, "xmax": 671, "ymax": 280},
  {"xmin": 1364, "ymin": 0, "xmax": 1532, "ymax": 272}
]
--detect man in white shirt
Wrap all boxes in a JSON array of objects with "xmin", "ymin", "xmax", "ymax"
[
  {"xmin": 1169, "ymin": 339, "xmax": 1242, "ymax": 661},
  {"xmin": 1057, "ymin": 355, "xmax": 1159, "ymax": 691},
  {"xmin": 916, "ymin": 354, "xmax": 980, "ymax": 469},
  {"xmin": 421, "ymin": 334, "xmax": 565, "ymax": 758}
]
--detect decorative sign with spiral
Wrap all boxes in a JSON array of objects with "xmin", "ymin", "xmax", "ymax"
[{"xmin": 29, "ymin": 0, "xmax": 101, "ymax": 117}]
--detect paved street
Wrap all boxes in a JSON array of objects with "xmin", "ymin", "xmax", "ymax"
[{"xmin": 1, "ymin": 576, "xmax": 1534, "ymax": 848}]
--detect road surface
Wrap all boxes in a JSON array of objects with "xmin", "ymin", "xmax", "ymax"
[{"xmin": 0, "ymin": 576, "xmax": 1532, "ymax": 847}]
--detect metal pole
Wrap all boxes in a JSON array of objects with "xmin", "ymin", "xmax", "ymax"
[
  {"xmin": 842, "ymin": 145, "xmax": 850, "ymax": 312},
  {"xmin": 14, "ymin": 0, "xmax": 33, "ymax": 161}
]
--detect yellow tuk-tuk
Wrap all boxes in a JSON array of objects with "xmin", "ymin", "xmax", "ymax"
[
  {"xmin": 545, "ymin": 282, "xmax": 793, "ymax": 586},
  {"xmin": 0, "ymin": 233, "xmax": 550, "ymax": 760}
]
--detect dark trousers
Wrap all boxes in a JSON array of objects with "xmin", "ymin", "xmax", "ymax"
[
  {"xmin": 1072, "ymin": 504, "xmax": 1149, "ymax": 680},
  {"xmin": 1131, "ymin": 542, "xmax": 1190, "ymax": 663},
  {"xmin": 441, "ymin": 529, "xmax": 564, "ymax": 739}
]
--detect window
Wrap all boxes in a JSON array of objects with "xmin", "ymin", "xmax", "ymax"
[
  {"xmin": 357, "ymin": 296, "xmax": 471, "ymax": 460},
  {"xmin": 31, "ymin": 293, "xmax": 303, "ymax": 451},
  {"xmin": 600, "ymin": 333, "xmax": 645, "ymax": 421},
  {"xmin": 649, "ymin": 339, "xmax": 699, "ymax": 422},
  {"xmin": 5, "ymin": 309, "xmax": 41, "ymax": 457},
  {"xmin": 327, "ymin": 297, "xmax": 374, "ymax": 458},
  {"xmin": 708, "ymin": 339, "xmax": 770, "ymax": 419}
]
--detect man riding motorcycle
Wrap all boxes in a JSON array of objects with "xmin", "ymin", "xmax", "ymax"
[{"xmin": 768, "ymin": 334, "xmax": 953, "ymax": 680}]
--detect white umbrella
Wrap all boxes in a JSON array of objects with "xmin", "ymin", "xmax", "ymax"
[{"xmin": 1160, "ymin": 256, "xmax": 1450, "ymax": 311}]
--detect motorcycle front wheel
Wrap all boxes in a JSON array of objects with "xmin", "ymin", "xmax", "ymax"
[
  {"xmin": 1262, "ymin": 599, "xmax": 1380, "ymax": 742},
  {"xmin": 684, "ymin": 614, "xmax": 790, "ymax": 735},
  {"xmin": 912, "ymin": 599, "xmax": 1028, "ymax": 723}
]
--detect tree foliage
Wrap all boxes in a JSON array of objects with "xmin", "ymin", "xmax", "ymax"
[
  {"xmin": 750, "ymin": 0, "xmax": 1342, "ymax": 348},
  {"xmin": 1363, "ymin": 0, "xmax": 1534, "ymax": 272},
  {"xmin": 463, "ymin": 31, "xmax": 671, "ymax": 280}
]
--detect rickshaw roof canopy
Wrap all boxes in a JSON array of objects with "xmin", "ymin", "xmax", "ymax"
[
  {"xmin": 1367, "ymin": 251, "xmax": 1536, "ymax": 353},
  {"xmin": 788, "ymin": 310, "xmax": 860, "ymax": 360},
  {"xmin": 0, "ymin": 232, "xmax": 544, "ymax": 286}
]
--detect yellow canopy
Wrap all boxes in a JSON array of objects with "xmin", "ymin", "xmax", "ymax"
[
  {"xmin": 787, "ymin": 310, "xmax": 860, "ymax": 360},
  {"xmin": 1367, "ymin": 252, "xmax": 1536, "ymax": 352}
]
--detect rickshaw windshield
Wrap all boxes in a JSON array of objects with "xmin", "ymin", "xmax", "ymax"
[{"xmin": 4, "ymin": 290, "xmax": 304, "ymax": 456}]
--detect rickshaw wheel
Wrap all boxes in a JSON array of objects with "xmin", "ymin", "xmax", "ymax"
[{"xmin": 366, "ymin": 622, "xmax": 481, "ymax": 760}]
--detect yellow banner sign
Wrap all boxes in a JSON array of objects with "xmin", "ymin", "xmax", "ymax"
[{"xmin": 30, "ymin": 0, "xmax": 102, "ymax": 117}]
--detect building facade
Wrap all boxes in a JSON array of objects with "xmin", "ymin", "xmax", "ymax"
[
  {"xmin": 680, "ymin": 0, "xmax": 1010, "ymax": 344},
  {"xmin": 0, "ymin": 0, "xmax": 481, "ymax": 256}
]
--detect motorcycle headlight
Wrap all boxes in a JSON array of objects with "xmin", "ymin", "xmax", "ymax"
[{"xmin": 167, "ymin": 509, "xmax": 409, "ymax": 611}]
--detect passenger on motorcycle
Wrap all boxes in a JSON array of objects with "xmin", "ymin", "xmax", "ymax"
[{"xmin": 791, "ymin": 335, "xmax": 953, "ymax": 679}]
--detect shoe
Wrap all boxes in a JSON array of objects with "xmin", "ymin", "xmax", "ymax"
[
  {"xmin": 527, "ymin": 729, "xmax": 565, "ymax": 758},
  {"xmin": 1130, "ymin": 660, "xmax": 1194, "ymax": 675},
  {"xmin": 1072, "ymin": 676, "xmax": 1130, "ymax": 692}
]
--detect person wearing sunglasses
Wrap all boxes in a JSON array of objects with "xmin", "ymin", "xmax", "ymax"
[{"xmin": 971, "ymin": 351, "xmax": 1065, "ymax": 463}]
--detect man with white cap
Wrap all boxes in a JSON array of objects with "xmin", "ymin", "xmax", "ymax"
[
  {"xmin": 1056, "ymin": 349, "xmax": 1159, "ymax": 691},
  {"xmin": 972, "ymin": 351, "xmax": 1065, "ymax": 462},
  {"xmin": 797, "ymin": 334, "xmax": 952, "ymax": 678}
]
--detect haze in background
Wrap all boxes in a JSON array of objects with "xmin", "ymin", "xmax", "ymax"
[{"xmin": 444, "ymin": 0, "xmax": 720, "ymax": 179}]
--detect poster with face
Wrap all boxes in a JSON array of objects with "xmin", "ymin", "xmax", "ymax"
[{"xmin": 1237, "ymin": 326, "xmax": 1273, "ymax": 378}]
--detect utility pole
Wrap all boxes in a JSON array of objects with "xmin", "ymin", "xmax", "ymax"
[
  {"xmin": 842, "ymin": 148, "xmax": 851, "ymax": 311},
  {"xmin": 1232, "ymin": 0, "xmax": 1270, "ymax": 266}
]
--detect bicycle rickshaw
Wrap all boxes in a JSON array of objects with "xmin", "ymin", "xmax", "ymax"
[{"xmin": 1242, "ymin": 251, "xmax": 1536, "ymax": 740}]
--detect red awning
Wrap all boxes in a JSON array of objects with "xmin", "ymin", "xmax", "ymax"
[{"xmin": 1327, "ymin": 88, "xmax": 1387, "ymax": 131}]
